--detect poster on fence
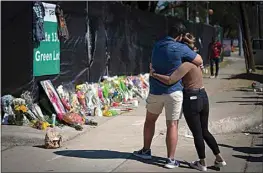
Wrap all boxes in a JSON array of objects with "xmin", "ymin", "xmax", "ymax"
[
  {"xmin": 33, "ymin": 2, "xmax": 60, "ymax": 76},
  {"xmin": 40, "ymin": 80, "xmax": 65, "ymax": 119}
]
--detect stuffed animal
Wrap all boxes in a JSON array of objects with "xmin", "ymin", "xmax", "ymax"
[{"xmin": 44, "ymin": 128, "xmax": 63, "ymax": 149}]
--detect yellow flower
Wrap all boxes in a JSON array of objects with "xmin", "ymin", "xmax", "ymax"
[
  {"xmin": 20, "ymin": 105, "xmax": 28, "ymax": 113},
  {"xmin": 103, "ymin": 110, "xmax": 112, "ymax": 117},
  {"xmin": 76, "ymin": 85, "xmax": 83, "ymax": 90},
  {"xmin": 42, "ymin": 122, "xmax": 50, "ymax": 130},
  {"xmin": 14, "ymin": 105, "xmax": 21, "ymax": 111}
]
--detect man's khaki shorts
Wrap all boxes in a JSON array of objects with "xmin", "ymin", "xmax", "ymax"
[{"xmin": 146, "ymin": 91, "xmax": 183, "ymax": 121}]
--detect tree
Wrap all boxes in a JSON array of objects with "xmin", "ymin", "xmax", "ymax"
[
  {"xmin": 239, "ymin": 2, "xmax": 255, "ymax": 72},
  {"xmin": 121, "ymin": 1, "xmax": 158, "ymax": 13}
]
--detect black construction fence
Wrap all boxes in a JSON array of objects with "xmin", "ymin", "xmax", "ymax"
[{"xmin": 1, "ymin": 1, "xmax": 216, "ymax": 100}]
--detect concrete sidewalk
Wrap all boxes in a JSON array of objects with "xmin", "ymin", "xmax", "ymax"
[
  {"xmin": 2, "ymin": 112, "xmax": 262, "ymax": 172},
  {"xmin": 2, "ymin": 54, "xmax": 263, "ymax": 172},
  {"xmin": 1, "ymin": 116, "xmax": 116, "ymax": 148},
  {"xmin": 2, "ymin": 54, "xmax": 262, "ymax": 147},
  {"xmin": 180, "ymin": 55, "xmax": 263, "ymax": 136}
]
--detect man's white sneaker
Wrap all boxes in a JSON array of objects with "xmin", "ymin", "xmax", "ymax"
[
  {"xmin": 210, "ymin": 75, "xmax": 215, "ymax": 79},
  {"xmin": 164, "ymin": 158, "xmax": 180, "ymax": 169},
  {"xmin": 214, "ymin": 160, "xmax": 227, "ymax": 168},
  {"xmin": 189, "ymin": 160, "xmax": 207, "ymax": 172}
]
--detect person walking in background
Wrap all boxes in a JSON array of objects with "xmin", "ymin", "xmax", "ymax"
[
  {"xmin": 149, "ymin": 45, "xmax": 227, "ymax": 171},
  {"xmin": 133, "ymin": 23, "xmax": 203, "ymax": 169},
  {"xmin": 209, "ymin": 37, "xmax": 222, "ymax": 78}
]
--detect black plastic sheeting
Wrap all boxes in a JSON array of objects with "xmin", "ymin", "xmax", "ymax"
[
  {"xmin": 88, "ymin": 2, "xmax": 215, "ymax": 80},
  {"xmin": 1, "ymin": 1, "xmax": 215, "ymax": 100},
  {"xmin": 2, "ymin": 2, "xmax": 88, "ymax": 100}
]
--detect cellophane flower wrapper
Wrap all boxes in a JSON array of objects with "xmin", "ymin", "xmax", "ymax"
[
  {"xmin": 62, "ymin": 112, "xmax": 84, "ymax": 126},
  {"xmin": 97, "ymin": 85, "xmax": 105, "ymax": 103},
  {"xmin": 85, "ymin": 85, "xmax": 96, "ymax": 115},
  {"xmin": 90, "ymin": 84, "xmax": 103, "ymax": 116},
  {"xmin": 21, "ymin": 91, "xmax": 34, "ymax": 109},
  {"xmin": 31, "ymin": 103, "xmax": 46, "ymax": 121},
  {"xmin": 63, "ymin": 83, "xmax": 82, "ymax": 114},
  {"xmin": 20, "ymin": 91, "xmax": 38, "ymax": 120},
  {"xmin": 12, "ymin": 98, "xmax": 28, "ymax": 125},
  {"xmin": 76, "ymin": 84, "xmax": 88, "ymax": 111},
  {"xmin": 31, "ymin": 119, "xmax": 50, "ymax": 130},
  {"xmin": 69, "ymin": 93, "xmax": 82, "ymax": 114},
  {"xmin": 57, "ymin": 85, "xmax": 71, "ymax": 111},
  {"xmin": 76, "ymin": 90, "xmax": 87, "ymax": 111},
  {"xmin": 126, "ymin": 77, "xmax": 143, "ymax": 98},
  {"xmin": 1, "ymin": 95, "xmax": 15, "ymax": 125}
]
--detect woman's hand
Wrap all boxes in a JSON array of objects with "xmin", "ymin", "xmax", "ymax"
[{"xmin": 149, "ymin": 63, "xmax": 155, "ymax": 77}]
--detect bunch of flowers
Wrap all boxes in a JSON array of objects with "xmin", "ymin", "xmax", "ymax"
[
  {"xmin": 57, "ymin": 85, "xmax": 71, "ymax": 111},
  {"xmin": 12, "ymin": 98, "xmax": 35, "ymax": 125},
  {"xmin": 1, "ymin": 95, "xmax": 15, "ymax": 125},
  {"xmin": 76, "ymin": 84, "xmax": 87, "ymax": 111},
  {"xmin": 31, "ymin": 119, "xmax": 50, "ymax": 130},
  {"xmin": 31, "ymin": 103, "xmax": 46, "ymax": 121},
  {"xmin": 21, "ymin": 91, "xmax": 34, "ymax": 109},
  {"xmin": 21, "ymin": 91, "xmax": 39, "ymax": 120},
  {"xmin": 69, "ymin": 92, "xmax": 82, "ymax": 114}
]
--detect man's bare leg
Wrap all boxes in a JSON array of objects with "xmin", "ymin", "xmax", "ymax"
[
  {"xmin": 166, "ymin": 120, "xmax": 179, "ymax": 159},
  {"xmin": 143, "ymin": 111, "xmax": 159, "ymax": 149},
  {"xmin": 133, "ymin": 110, "xmax": 159, "ymax": 159}
]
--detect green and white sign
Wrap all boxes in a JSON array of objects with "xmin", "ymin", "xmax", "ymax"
[{"xmin": 33, "ymin": 2, "xmax": 60, "ymax": 77}]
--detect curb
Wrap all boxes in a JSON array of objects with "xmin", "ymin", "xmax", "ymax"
[
  {"xmin": 178, "ymin": 104, "xmax": 262, "ymax": 137},
  {"xmin": 1, "ymin": 116, "xmax": 115, "ymax": 148}
]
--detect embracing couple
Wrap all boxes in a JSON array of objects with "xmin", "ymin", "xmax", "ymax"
[{"xmin": 133, "ymin": 23, "xmax": 226, "ymax": 171}]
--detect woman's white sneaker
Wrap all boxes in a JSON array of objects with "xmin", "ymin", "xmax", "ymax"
[
  {"xmin": 189, "ymin": 160, "xmax": 207, "ymax": 172},
  {"xmin": 214, "ymin": 160, "xmax": 227, "ymax": 168}
]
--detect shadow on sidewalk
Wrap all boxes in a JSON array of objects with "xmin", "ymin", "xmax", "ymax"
[
  {"xmin": 227, "ymin": 87, "xmax": 253, "ymax": 92},
  {"xmin": 256, "ymin": 66, "xmax": 263, "ymax": 70},
  {"xmin": 222, "ymin": 73, "xmax": 263, "ymax": 83},
  {"xmin": 54, "ymin": 150, "xmax": 223, "ymax": 171},
  {"xmin": 216, "ymin": 100, "xmax": 262, "ymax": 106},
  {"xmin": 233, "ymin": 96, "xmax": 263, "ymax": 99},
  {"xmin": 218, "ymin": 144, "xmax": 263, "ymax": 163},
  {"xmin": 54, "ymin": 150, "xmax": 190, "ymax": 169}
]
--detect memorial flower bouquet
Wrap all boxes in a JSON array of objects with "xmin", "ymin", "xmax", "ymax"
[
  {"xmin": 87, "ymin": 84, "xmax": 103, "ymax": 117},
  {"xmin": 98, "ymin": 85, "xmax": 105, "ymax": 104},
  {"xmin": 57, "ymin": 85, "xmax": 71, "ymax": 111},
  {"xmin": 21, "ymin": 91, "xmax": 34, "ymax": 109},
  {"xmin": 69, "ymin": 92, "xmax": 82, "ymax": 115},
  {"xmin": 62, "ymin": 112, "xmax": 84, "ymax": 131},
  {"xmin": 101, "ymin": 82, "xmax": 111, "ymax": 106},
  {"xmin": 31, "ymin": 119, "xmax": 51, "ymax": 130},
  {"xmin": 31, "ymin": 103, "xmax": 46, "ymax": 121},
  {"xmin": 85, "ymin": 84, "xmax": 96, "ymax": 116},
  {"xmin": 1, "ymin": 95, "xmax": 15, "ymax": 125},
  {"xmin": 76, "ymin": 84, "xmax": 87, "ymax": 110},
  {"xmin": 12, "ymin": 98, "xmax": 34, "ymax": 125},
  {"xmin": 21, "ymin": 91, "xmax": 38, "ymax": 120}
]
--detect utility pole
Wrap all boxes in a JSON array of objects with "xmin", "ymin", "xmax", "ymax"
[
  {"xmin": 258, "ymin": 3, "xmax": 262, "ymax": 49},
  {"xmin": 240, "ymin": 2, "xmax": 255, "ymax": 72},
  {"xmin": 185, "ymin": 1, "xmax": 189, "ymax": 20},
  {"xmin": 206, "ymin": 1, "xmax": 209, "ymax": 24},
  {"xmin": 238, "ymin": 23, "xmax": 243, "ymax": 57},
  {"xmin": 258, "ymin": 3, "xmax": 262, "ymax": 39}
]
